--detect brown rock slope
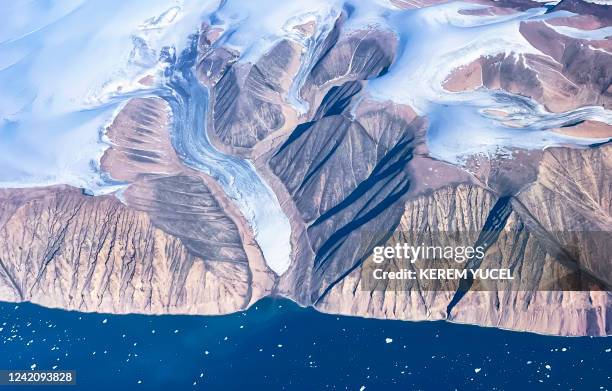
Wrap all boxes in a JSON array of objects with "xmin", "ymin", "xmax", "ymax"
[
  {"xmin": 0, "ymin": 97, "xmax": 274, "ymax": 314},
  {"xmin": 0, "ymin": 2, "xmax": 610, "ymax": 338},
  {"xmin": 444, "ymin": 15, "xmax": 612, "ymax": 113},
  {"xmin": 200, "ymin": 36, "xmax": 303, "ymax": 152},
  {"xmin": 307, "ymin": 145, "xmax": 612, "ymax": 336}
]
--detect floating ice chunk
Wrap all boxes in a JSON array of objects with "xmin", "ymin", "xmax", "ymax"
[
  {"xmin": 474, "ymin": 368, "xmax": 481, "ymax": 373},
  {"xmin": 385, "ymin": 338, "xmax": 393, "ymax": 344}
]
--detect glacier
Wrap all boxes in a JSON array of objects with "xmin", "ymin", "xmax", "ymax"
[
  {"xmin": 0, "ymin": 0, "xmax": 217, "ymax": 191},
  {"xmin": 0, "ymin": 0, "xmax": 293, "ymax": 275},
  {"xmin": 203, "ymin": 0, "xmax": 611, "ymax": 163},
  {"xmin": 159, "ymin": 39, "xmax": 293, "ymax": 276}
]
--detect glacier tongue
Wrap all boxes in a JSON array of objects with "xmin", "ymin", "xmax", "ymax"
[{"xmin": 160, "ymin": 41, "xmax": 292, "ymax": 275}]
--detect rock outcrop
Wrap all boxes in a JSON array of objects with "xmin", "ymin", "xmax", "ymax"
[
  {"xmin": 201, "ymin": 37, "xmax": 302, "ymax": 151},
  {"xmin": 257, "ymin": 8, "xmax": 611, "ymax": 336},
  {"xmin": 0, "ymin": 98, "xmax": 274, "ymax": 314},
  {"xmin": 444, "ymin": 17, "xmax": 612, "ymax": 113},
  {"xmin": 310, "ymin": 145, "xmax": 612, "ymax": 336}
]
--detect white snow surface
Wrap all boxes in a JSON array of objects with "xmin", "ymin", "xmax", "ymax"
[
  {"xmin": 0, "ymin": 0, "xmax": 217, "ymax": 191},
  {"xmin": 205, "ymin": 0, "xmax": 611, "ymax": 164},
  {"xmin": 582, "ymin": 0, "xmax": 612, "ymax": 4},
  {"xmin": 544, "ymin": 22, "xmax": 612, "ymax": 41}
]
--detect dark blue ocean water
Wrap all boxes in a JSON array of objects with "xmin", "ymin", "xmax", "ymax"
[{"xmin": 0, "ymin": 298, "xmax": 610, "ymax": 390}]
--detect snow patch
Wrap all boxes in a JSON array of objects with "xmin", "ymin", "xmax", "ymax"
[{"xmin": 544, "ymin": 22, "xmax": 612, "ymax": 41}]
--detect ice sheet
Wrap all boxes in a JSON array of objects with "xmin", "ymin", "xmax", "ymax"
[{"xmin": 0, "ymin": 0, "xmax": 216, "ymax": 190}]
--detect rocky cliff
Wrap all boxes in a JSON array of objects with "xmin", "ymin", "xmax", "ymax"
[{"xmin": 0, "ymin": 98, "xmax": 274, "ymax": 315}]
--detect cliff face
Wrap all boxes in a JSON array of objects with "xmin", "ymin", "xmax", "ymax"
[
  {"xmin": 0, "ymin": 187, "xmax": 257, "ymax": 315},
  {"xmin": 0, "ymin": 98, "xmax": 274, "ymax": 315},
  {"xmin": 270, "ymin": 93, "xmax": 427, "ymax": 303},
  {"xmin": 313, "ymin": 145, "xmax": 612, "ymax": 336},
  {"xmin": 256, "ymin": 7, "xmax": 609, "ymax": 335}
]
